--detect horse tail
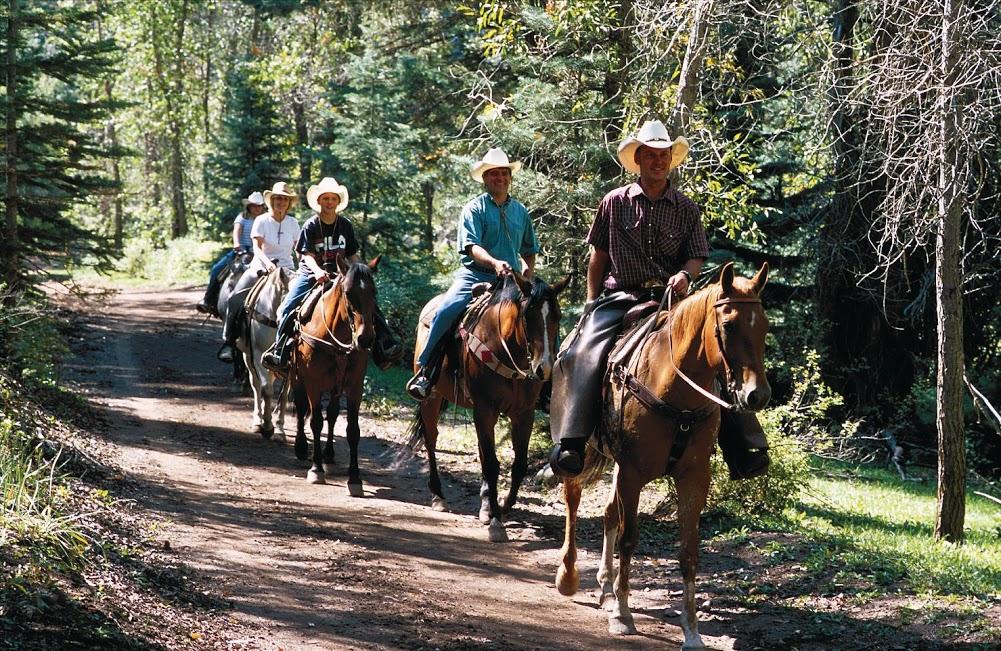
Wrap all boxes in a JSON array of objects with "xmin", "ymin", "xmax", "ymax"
[
  {"xmin": 405, "ymin": 405, "xmax": 426, "ymax": 452},
  {"xmin": 405, "ymin": 400, "xmax": 449, "ymax": 453},
  {"xmin": 577, "ymin": 443, "xmax": 615, "ymax": 487}
]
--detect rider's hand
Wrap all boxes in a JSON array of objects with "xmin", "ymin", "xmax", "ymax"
[
  {"xmin": 314, "ymin": 270, "xmax": 330, "ymax": 284},
  {"xmin": 493, "ymin": 259, "xmax": 512, "ymax": 277},
  {"xmin": 265, "ymin": 261, "xmax": 277, "ymax": 273},
  {"xmin": 668, "ymin": 271, "xmax": 691, "ymax": 296}
]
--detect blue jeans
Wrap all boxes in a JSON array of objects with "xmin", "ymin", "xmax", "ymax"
[
  {"xmin": 275, "ymin": 271, "xmax": 317, "ymax": 339},
  {"xmin": 418, "ymin": 266, "xmax": 496, "ymax": 368},
  {"xmin": 209, "ymin": 249, "xmax": 236, "ymax": 284}
]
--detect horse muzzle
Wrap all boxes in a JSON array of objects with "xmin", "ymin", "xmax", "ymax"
[{"xmin": 737, "ymin": 377, "xmax": 771, "ymax": 411}]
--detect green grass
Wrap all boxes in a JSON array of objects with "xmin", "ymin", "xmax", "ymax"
[
  {"xmin": 69, "ymin": 236, "xmax": 221, "ymax": 287},
  {"xmin": 765, "ymin": 458, "xmax": 1001, "ymax": 597}
]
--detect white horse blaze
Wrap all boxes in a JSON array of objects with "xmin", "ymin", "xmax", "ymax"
[{"xmin": 540, "ymin": 302, "xmax": 551, "ymax": 367}]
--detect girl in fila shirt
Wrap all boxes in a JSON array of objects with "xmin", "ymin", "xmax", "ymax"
[{"xmin": 262, "ymin": 177, "xmax": 401, "ymax": 371}]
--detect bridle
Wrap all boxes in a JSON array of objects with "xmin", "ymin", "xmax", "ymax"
[
  {"xmin": 299, "ymin": 276, "xmax": 366, "ymax": 354},
  {"xmin": 461, "ymin": 287, "xmax": 554, "ymax": 381}
]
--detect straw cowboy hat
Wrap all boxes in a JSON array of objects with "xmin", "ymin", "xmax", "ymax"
[
  {"xmin": 306, "ymin": 177, "xmax": 350, "ymax": 213},
  {"xmin": 262, "ymin": 181, "xmax": 298, "ymax": 212},
  {"xmin": 241, "ymin": 191, "xmax": 265, "ymax": 207},
  {"xmin": 616, "ymin": 120, "xmax": 689, "ymax": 175},
  {"xmin": 470, "ymin": 147, "xmax": 523, "ymax": 182}
]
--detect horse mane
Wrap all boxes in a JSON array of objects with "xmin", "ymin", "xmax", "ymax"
[
  {"xmin": 656, "ymin": 284, "xmax": 721, "ymax": 334},
  {"xmin": 487, "ymin": 273, "xmax": 550, "ymax": 307}
]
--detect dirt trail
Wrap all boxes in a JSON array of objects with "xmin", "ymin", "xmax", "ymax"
[{"xmin": 63, "ymin": 285, "xmax": 732, "ymax": 651}]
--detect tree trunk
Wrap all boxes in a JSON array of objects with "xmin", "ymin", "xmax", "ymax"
[
  {"xmin": 293, "ymin": 97, "xmax": 310, "ymax": 196},
  {"xmin": 3, "ymin": 0, "xmax": 18, "ymax": 289},
  {"xmin": 599, "ymin": 0, "xmax": 631, "ymax": 180},
  {"xmin": 934, "ymin": 0, "xmax": 966, "ymax": 543},
  {"xmin": 421, "ymin": 180, "xmax": 434, "ymax": 252}
]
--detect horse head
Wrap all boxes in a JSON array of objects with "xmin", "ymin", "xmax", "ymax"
[
  {"xmin": 712, "ymin": 261, "xmax": 771, "ymax": 411},
  {"xmin": 491, "ymin": 272, "xmax": 570, "ymax": 381},
  {"xmin": 333, "ymin": 254, "xmax": 380, "ymax": 351}
]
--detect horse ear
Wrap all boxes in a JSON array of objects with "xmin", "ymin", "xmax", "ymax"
[
  {"xmin": 513, "ymin": 271, "xmax": 532, "ymax": 296},
  {"xmin": 719, "ymin": 262, "xmax": 735, "ymax": 294},
  {"xmin": 368, "ymin": 253, "xmax": 383, "ymax": 272},
  {"xmin": 336, "ymin": 253, "xmax": 349, "ymax": 275},
  {"xmin": 550, "ymin": 274, "xmax": 571, "ymax": 295},
  {"xmin": 752, "ymin": 261, "xmax": 769, "ymax": 294}
]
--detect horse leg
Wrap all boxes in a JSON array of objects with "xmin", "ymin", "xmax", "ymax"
[
  {"xmin": 273, "ymin": 373, "xmax": 287, "ymax": 444},
  {"xmin": 305, "ymin": 386, "xmax": 325, "ymax": 484},
  {"xmin": 344, "ymin": 385, "xmax": 364, "ymax": 498},
  {"xmin": 472, "ymin": 406, "xmax": 505, "ymax": 542},
  {"xmin": 323, "ymin": 393, "xmax": 339, "ymax": 469},
  {"xmin": 293, "ymin": 382, "xmax": 308, "ymax": 461},
  {"xmin": 555, "ymin": 476, "xmax": 583, "ymax": 596},
  {"xmin": 499, "ymin": 409, "xmax": 533, "ymax": 516},
  {"xmin": 598, "ymin": 464, "xmax": 622, "ymax": 611},
  {"xmin": 608, "ymin": 467, "xmax": 642, "ymax": 635},
  {"xmin": 244, "ymin": 348, "xmax": 269, "ymax": 438},
  {"xmin": 420, "ymin": 397, "xmax": 449, "ymax": 511},
  {"xmin": 675, "ymin": 470, "xmax": 711, "ymax": 649}
]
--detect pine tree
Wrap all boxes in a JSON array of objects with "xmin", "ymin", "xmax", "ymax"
[
  {"xmin": 205, "ymin": 60, "xmax": 290, "ymax": 234},
  {"xmin": 0, "ymin": 0, "xmax": 123, "ymax": 287}
]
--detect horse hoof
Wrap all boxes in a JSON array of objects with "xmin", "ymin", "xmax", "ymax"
[
  {"xmin": 430, "ymin": 496, "xmax": 449, "ymax": 512},
  {"xmin": 555, "ymin": 566, "xmax": 579, "ymax": 596},
  {"xmin": 599, "ymin": 591, "xmax": 617, "ymax": 612},
  {"xmin": 478, "ymin": 508, "xmax": 491, "ymax": 525},
  {"xmin": 487, "ymin": 518, "xmax": 507, "ymax": 543},
  {"xmin": 347, "ymin": 480, "xmax": 363, "ymax": 497},
  {"xmin": 608, "ymin": 614, "xmax": 636, "ymax": 636},
  {"xmin": 259, "ymin": 427, "xmax": 274, "ymax": 440},
  {"xmin": 307, "ymin": 469, "xmax": 325, "ymax": 484}
]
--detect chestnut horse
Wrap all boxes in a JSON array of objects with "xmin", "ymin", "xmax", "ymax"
[
  {"xmin": 555, "ymin": 262, "xmax": 770, "ymax": 646},
  {"xmin": 290, "ymin": 255, "xmax": 380, "ymax": 497},
  {"xmin": 408, "ymin": 272, "xmax": 569, "ymax": 542}
]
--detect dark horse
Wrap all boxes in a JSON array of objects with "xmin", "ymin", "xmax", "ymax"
[
  {"xmin": 290, "ymin": 255, "xmax": 380, "ymax": 497},
  {"xmin": 409, "ymin": 272, "xmax": 569, "ymax": 542},
  {"xmin": 215, "ymin": 251, "xmax": 254, "ymax": 391},
  {"xmin": 556, "ymin": 262, "xmax": 770, "ymax": 646}
]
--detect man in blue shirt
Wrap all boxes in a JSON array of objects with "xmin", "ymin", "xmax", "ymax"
[{"xmin": 406, "ymin": 148, "xmax": 541, "ymax": 401}]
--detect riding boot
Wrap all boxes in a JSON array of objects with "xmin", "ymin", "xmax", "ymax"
[
  {"xmin": 718, "ymin": 409, "xmax": 770, "ymax": 480},
  {"xmin": 262, "ymin": 316, "xmax": 297, "ymax": 372},
  {"xmin": 198, "ymin": 273, "xmax": 223, "ymax": 315},
  {"xmin": 371, "ymin": 305, "xmax": 404, "ymax": 370},
  {"xmin": 535, "ymin": 380, "xmax": 552, "ymax": 413},
  {"xmin": 548, "ymin": 436, "xmax": 587, "ymax": 477}
]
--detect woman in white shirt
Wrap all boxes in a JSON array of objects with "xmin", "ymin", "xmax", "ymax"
[{"xmin": 219, "ymin": 182, "xmax": 301, "ymax": 362}]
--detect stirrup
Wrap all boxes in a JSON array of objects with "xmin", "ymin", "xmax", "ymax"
[{"xmin": 406, "ymin": 373, "xmax": 432, "ymax": 401}]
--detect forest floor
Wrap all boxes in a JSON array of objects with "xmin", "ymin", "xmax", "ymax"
[{"xmin": 9, "ymin": 283, "xmax": 998, "ymax": 650}]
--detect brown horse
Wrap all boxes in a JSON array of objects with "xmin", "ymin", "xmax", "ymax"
[
  {"xmin": 556, "ymin": 262, "xmax": 770, "ymax": 646},
  {"xmin": 409, "ymin": 272, "xmax": 569, "ymax": 542},
  {"xmin": 290, "ymin": 255, "xmax": 380, "ymax": 497}
]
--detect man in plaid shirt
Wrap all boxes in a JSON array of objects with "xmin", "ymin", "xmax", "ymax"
[{"xmin": 548, "ymin": 120, "xmax": 769, "ymax": 480}]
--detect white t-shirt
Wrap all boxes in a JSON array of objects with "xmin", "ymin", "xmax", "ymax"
[{"xmin": 250, "ymin": 212, "xmax": 301, "ymax": 273}]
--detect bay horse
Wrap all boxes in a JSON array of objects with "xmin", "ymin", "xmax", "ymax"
[
  {"xmin": 290, "ymin": 255, "xmax": 380, "ymax": 497},
  {"xmin": 408, "ymin": 272, "xmax": 569, "ymax": 542},
  {"xmin": 555, "ymin": 262, "xmax": 770, "ymax": 646},
  {"xmin": 241, "ymin": 265, "xmax": 292, "ymax": 440}
]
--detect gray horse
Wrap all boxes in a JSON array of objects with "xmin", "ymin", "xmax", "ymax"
[{"xmin": 238, "ymin": 267, "xmax": 292, "ymax": 440}]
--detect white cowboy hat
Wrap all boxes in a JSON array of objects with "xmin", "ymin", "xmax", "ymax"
[
  {"xmin": 306, "ymin": 177, "xmax": 350, "ymax": 213},
  {"xmin": 616, "ymin": 120, "xmax": 690, "ymax": 175},
  {"xmin": 470, "ymin": 147, "xmax": 523, "ymax": 182},
  {"xmin": 262, "ymin": 181, "xmax": 298, "ymax": 212},
  {"xmin": 241, "ymin": 191, "xmax": 265, "ymax": 207}
]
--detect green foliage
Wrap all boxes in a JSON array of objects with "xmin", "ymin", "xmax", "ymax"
[
  {"xmin": 0, "ymin": 0, "xmax": 123, "ymax": 280},
  {"xmin": 0, "ymin": 287, "xmax": 68, "ymax": 386},
  {"xmin": 205, "ymin": 60, "xmax": 292, "ymax": 233},
  {"xmin": 115, "ymin": 236, "xmax": 222, "ymax": 285}
]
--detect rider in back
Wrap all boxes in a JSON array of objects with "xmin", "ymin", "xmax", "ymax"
[
  {"xmin": 261, "ymin": 177, "xmax": 402, "ymax": 373},
  {"xmin": 405, "ymin": 148, "xmax": 540, "ymax": 401}
]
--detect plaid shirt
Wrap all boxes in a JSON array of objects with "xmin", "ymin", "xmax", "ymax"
[{"xmin": 586, "ymin": 183, "xmax": 709, "ymax": 291}]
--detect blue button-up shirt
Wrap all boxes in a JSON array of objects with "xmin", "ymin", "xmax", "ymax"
[{"xmin": 457, "ymin": 193, "xmax": 541, "ymax": 273}]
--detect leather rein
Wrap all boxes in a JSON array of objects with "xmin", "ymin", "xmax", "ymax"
[
  {"xmin": 299, "ymin": 277, "xmax": 360, "ymax": 354},
  {"xmin": 459, "ymin": 292, "xmax": 540, "ymax": 382}
]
